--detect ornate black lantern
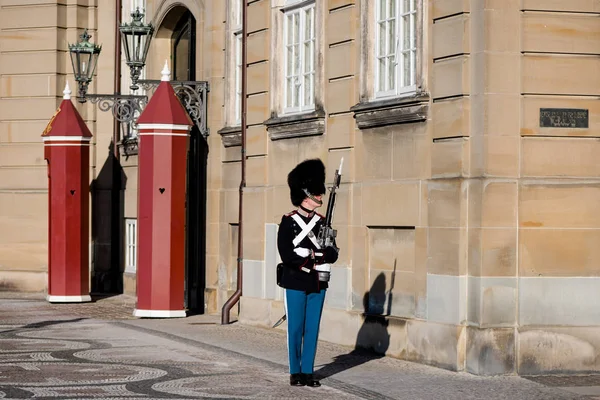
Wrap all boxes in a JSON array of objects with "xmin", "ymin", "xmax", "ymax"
[
  {"xmin": 68, "ymin": 30, "xmax": 102, "ymax": 103},
  {"xmin": 120, "ymin": 8, "xmax": 154, "ymax": 91}
]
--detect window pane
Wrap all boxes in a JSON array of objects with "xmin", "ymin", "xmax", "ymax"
[
  {"xmin": 305, "ymin": 8, "xmax": 313, "ymax": 40},
  {"xmin": 287, "ymin": 46, "xmax": 293, "ymax": 76},
  {"xmin": 411, "ymin": 50, "xmax": 416, "ymax": 86},
  {"xmin": 389, "ymin": 0, "xmax": 396, "ymax": 17},
  {"xmin": 379, "ymin": 0, "xmax": 386, "ymax": 20},
  {"xmin": 304, "ymin": 41, "xmax": 312, "ymax": 73},
  {"xmin": 310, "ymin": 73, "xmax": 314, "ymax": 106},
  {"xmin": 287, "ymin": 15, "xmax": 293, "ymax": 44},
  {"xmin": 304, "ymin": 75, "xmax": 311, "ymax": 106},
  {"xmin": 235, "ymin": 0, "xmax": 242, "ymax": 26},
  {"xmin": 287, "ymin": 77, "xmax": 293, "ymax": 107},
  {"xmin": 388, "ymin": 56, "xmax": 396, "ymax": 90},
  {"xmin": 402, "ymin": 0, "xmax": 410, "ymax": 13},
  {"xmin": 403, "ymin": 52, "xmax": 411, "ymax": 87},
  {"xmin": 378, "ymin": 58, "xmax": 386, "ymax": 91},
  {"xmin": 378, "ymin": 22, "xmax": 386, "ymax": 56},
  {"xmin": 411, "ymin": 13, "xmax": 416, "ymax": 48},
  {"xmin": 388, "ymin": 19, "xmax": 396, "ymax": 54},
  {"xmin": 310, "ymin": 7, "xmax": 315, "ymax": 38},
  {"xmin": 174, "ymin": 34, "xmax": 189, "ymax": 81},
  {"xmin": 294, "ymin": 80, "xmax": 301, "ymax": 108},
  {"xmin": 294, "ymin": 12, "xmax": 300, "ymax": 44},
  {"xmin": 402, "ymin": 14, "xmax": 410, "ymax": 49},
  {"xmin": 294, "ymin": 44, "xmax": 300, "ymax": 75}
]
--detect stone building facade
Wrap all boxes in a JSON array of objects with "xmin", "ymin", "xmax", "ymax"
[{"xmin": 1, "ymin": 0, "xmax": 599, "ymax": 375}]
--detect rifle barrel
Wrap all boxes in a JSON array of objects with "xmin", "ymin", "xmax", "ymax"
[{"xmin": 325, "ymin": 191, "xmax": 336, "ymax": 227}]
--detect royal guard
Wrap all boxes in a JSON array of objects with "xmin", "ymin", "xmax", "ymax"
[{"xmin": 276, "ymin": 158, "xmax": 342, "ymax": 387}]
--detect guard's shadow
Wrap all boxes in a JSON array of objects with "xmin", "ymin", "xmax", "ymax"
[
  {"xmin": 316, "ymin": 271, "xmax": 393, "ymax": 380},
  {"xmin": 0, "ymin": 318, "xmax": 87, "ymax": 336}
]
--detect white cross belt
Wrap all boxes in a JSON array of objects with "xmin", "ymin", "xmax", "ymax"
[{"xmin": 291, "ymin": 213, "xmax": 321, "ymax": 249}]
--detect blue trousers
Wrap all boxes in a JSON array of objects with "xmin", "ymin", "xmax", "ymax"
[{"xmin": 284, "ymin": 288, "xmax": 326, "ymax": 374}]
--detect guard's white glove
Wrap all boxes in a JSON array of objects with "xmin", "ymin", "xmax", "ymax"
[
  {"xmin": 293, "ymin": 247, "xmax": 311, "ymax": 258},
  {"xmin": 314, "ymin": 263, "xmax": 331, "ymax": 272}
]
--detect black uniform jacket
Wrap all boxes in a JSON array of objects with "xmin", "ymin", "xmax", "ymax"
[{"xmin": 277, "ymin": 210, "xmax": 339, "ymax": 293}]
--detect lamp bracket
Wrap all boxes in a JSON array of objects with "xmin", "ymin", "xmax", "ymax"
[
  {"xmin": 139, "ymin": 80, "xmax": 210, "ymax": 137},
  {"xmin": 84, "ymin": 93, "xmax": 148, "ymax": 124}
]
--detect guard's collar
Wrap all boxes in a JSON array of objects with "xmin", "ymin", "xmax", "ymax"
[{"xmin": 297, "ymin": 205, "xmax": 315, "ymax": 218}]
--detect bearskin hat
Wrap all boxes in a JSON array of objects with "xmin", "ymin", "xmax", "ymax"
[{"xmin": 287, "ymin": 158, "xmax": 326, "ymax": 206}]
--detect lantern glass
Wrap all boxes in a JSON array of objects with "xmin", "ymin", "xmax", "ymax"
[
  {"xmin": 68, "ymin": 30, "xmax": 102, "ymax": 100},
  {"xmin": 120, "ymin": 8, "xmax": 154, "ymax": 90}
]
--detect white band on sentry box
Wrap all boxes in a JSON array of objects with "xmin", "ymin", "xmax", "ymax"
[
  {"xmin": 133, "ymin": 309, "xmax": 186, "ymax": 318},
  {"xmin": 47, "ymin": 295, "xmax": 92, "ymax": 303}
]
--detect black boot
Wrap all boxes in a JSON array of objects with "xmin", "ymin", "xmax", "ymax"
[
  {"xmin": 290, "ymin": 373, "xmax": 305, "ymax": 386},
  {"xmin": 303, "ymin": 373, "xmax": 321, "ymax": 387}
]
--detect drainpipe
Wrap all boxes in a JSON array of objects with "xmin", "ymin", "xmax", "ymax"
[
  {"xmin": 221, "ymin": 0, "xmax": 247, "ymax": 324},
  {"xmin": 113, "ymin": 0, "xmax": 122, "ymax": 159},
  {"xmin": 108, "ymin": 0, "xmax": 122, "ymax": 292}
]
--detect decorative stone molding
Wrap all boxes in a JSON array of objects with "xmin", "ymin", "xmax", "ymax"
[
  {"xmin": 217, "ymin": 126, "xmax": 242, "ymax": 147},
  {"xmin": 264, "ymin": 109, "xmax": 326, "ymax": 141},
  {"xmin": 350, "ymin": 93, "xmax": 430, "ymax": 130}
]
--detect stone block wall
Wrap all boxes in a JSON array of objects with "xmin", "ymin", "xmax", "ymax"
[{"xmin": 0, "ymin": 0, "xmax": 100, "ymax": 292}]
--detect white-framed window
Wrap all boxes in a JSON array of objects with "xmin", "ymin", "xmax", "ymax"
[
  {"xmin": 232, "ymin": 0, "xmax": 243, "ymax": 124},
  {"xmin": 125, "ymin": 219, "xmax": 137, "ymax": 273},
  {"xmin": 234, "ymin": 33, "xmax": 242, "ymax": 124},
  {"xmin": 375, "ymin": 0, "xmax": 417, "ymax": 98},
  {"xmin": 283, "ymin": 1, "xmax": 315, "ymax": 114}
]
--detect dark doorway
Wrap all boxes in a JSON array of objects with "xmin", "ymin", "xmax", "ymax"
[
  {"xmin": 172, "ymin": 11, "xmax": 206, "ymax": 314},
  {"xmin": 185, "ymin": 123, "xmax": 207, "ymax": 314},
  {"xmin": 172, "ymin": 11, "xmax": 195, "ymax": 82}
]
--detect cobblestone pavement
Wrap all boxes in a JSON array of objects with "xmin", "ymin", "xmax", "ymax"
[{"xmin": 0, "ymin": 292, "xmax": 596, "ymax": 399}]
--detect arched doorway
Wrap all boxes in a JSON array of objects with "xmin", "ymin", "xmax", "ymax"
[{"xmin": 151, "ymin": 6, "xmax": 207, "ymax": 314}]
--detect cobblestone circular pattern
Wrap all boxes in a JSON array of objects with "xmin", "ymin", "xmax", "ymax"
[
  {"xmin": 16, "ymin": 323, "xmax": 134, "ymax": 341},
  {"xmin": 0, "ymin": 338, "xmax": 89, "ymax": 353},
  {"xmin": 151, "ymin": 375, "xmax": 359, "ymax": 399},
  {"xmin": 0, "ymin": 362, "xmax": 167, "ymax": 386}
]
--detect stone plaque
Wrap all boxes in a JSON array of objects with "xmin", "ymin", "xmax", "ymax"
[{"xmin": 540, "ymin": 108, "xmax": 589, "ymax": 128}]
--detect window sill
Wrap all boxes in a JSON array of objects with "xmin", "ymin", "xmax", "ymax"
[
  {"xmin": 350, "ymin": 92, "xmax": 430, "ymax": 129},
  {"xmin": 217, "ymin": 125, "xmax": 242, "ymax": 147},
  {"xmin": 264, "ymin": 109, "xmax": 326, "ymax": 141}
]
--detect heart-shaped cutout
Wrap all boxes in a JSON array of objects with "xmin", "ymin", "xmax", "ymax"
[
  {"xmin": 159, "ymin": 188, "xmax": 165, "ymax": 194},
  {"xmin": 70, "ymin": 190, "xmax": 76, "ymax": 195}
]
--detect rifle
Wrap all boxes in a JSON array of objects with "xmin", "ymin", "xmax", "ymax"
[
  {"xmin": 273, "ymin": 314, "xmax": 286, "ymax": 328},
  {"xmin": 317, "ymin": 158, "xmax": 343, "ymax": 250},
  {"xmin": 272, "ymin": 158, "xmax": 344, "ymax": 329}
]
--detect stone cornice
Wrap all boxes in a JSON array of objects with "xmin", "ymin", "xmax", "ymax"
[
  {"xmin": 217, "ymin": 125, "xmax": 242, "ymax": 147},
  {"xmin": 264, "ymin": 109, "xmax": 326, "ymax": 141},
  {"xmin": 350, "ymin": 93, "xmax": 430, "ymax": 129}
]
